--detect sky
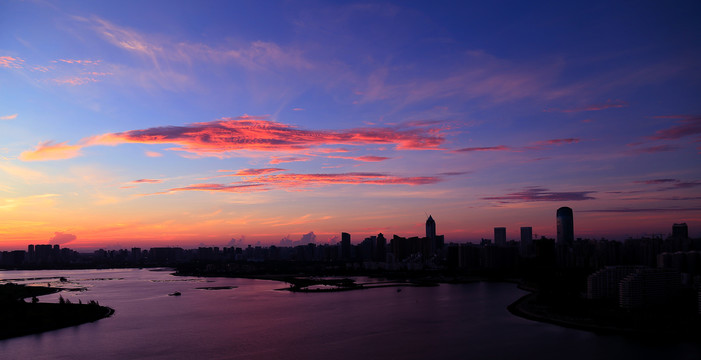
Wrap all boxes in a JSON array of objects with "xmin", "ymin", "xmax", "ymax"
[{"xmin": 1, "ymin": 0, "xmax": 700, "ymax": 250}]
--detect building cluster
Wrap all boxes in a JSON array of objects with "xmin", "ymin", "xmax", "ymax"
[{"xmin": 1, "ymin": 208, "xmax": 700, "ymax": 313}]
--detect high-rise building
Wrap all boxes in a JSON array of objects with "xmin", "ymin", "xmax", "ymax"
[
  {"xmin": 375, "ymin": 233, "xmax": 387, "ymax": 262},
  {"xmin": 520, "ymin": 227, "xmax": 533, "ymax": 257},
  {"xmin": 341, "ymin": 232, "xmax": 351, "ymax": 260},
  {"xmin": 556, "ymin": 207, "xmax": 574, "ymax": 246},
  {"xmin": 672, "ymin": 223, "xmax": 689, "ymax": 239},
  {"xmin": 426, "ymin": 215, "xmax": 436, "ymax": 240},
  {"xmin": 494, "ymin": 227, "xmax": 506, "ymax": 247}
]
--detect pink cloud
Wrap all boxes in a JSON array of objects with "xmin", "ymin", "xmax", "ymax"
[
  {"xmin": 483, "ymin": 187, "xmax": 595, "ymax": 203},
  {"xmin": 270, "ymin": 156, "xmax": 311, "ymax": 164},
  {"xmin": 145, "ymin": 150, "xmax": 163, "ymax": 157},
  {"xmin": 52, "ymin": 77, "xmax": 100, "ymax": 86},
  {"xmin": 0, "ymin": 56, "xmax": 24, "ymax": 69},
  {"xmin": 54, "ymin": 59, "xmax": 101, "ymax": 65},
  {"xmin": 648, "ymin": 115, "xmax": 701, "ymax": 140},
  {"xmin": 130, "ymin": 179, "xmax": 163, "ymax": 184},
  {"xmin": 88, "ymin": 116, "xmax": 444, "ymax": 154},
  {"xmin": 157, "ymin": 171, "xmax": 441, "ymax": 195},
  {"xmin": 0, "ymin": 114, "xmax": 18, "ymax": 121},
  {"xmin": 544, "ymin": 99, "xmax": 628, "ymax": 113},
  {"xmin": 49, "ymin": 231, "xmax": 77, "ymax": 245},
  {"xmin": 244, "ymin": 172, "xmax": 440, "ymax": 187},
  {"xmin": 168, "ymin": 183, "xmax": 267, "ymax": 193},
  {"xmin": 233, "ymin": 168, "xmax": 287, "ymax": 176},
  {"xmin": 19, "ymin": 141, "xmax": 83, "ymax": 161},
  {"xmin": 327, "ymin": 155, "xmax": 391, "ymax": 162},
  {"xmin": 24, "ymin": 116, "xmax": 444, "ymax": 161},
  {"xmin": 525, "ymin": 138, "xmax": 580, "ymax": 150}
]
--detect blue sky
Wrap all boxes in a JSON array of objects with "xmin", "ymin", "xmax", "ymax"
[{"xmin": 1, "ymin": 0, "xmax": 700, "ymax": 249}]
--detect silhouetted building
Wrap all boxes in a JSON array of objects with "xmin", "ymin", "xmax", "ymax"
[
  {"xmin": 556, "ymin": 207, "xmax": 574, "ymax": 246},
  {"xmin": 341, "ymin": 232, "xmax": 351, "ymax": 260},
  {"xmin": 375, "ymin": 233, "xmax": 387, "ymax": 262},
  {"xmin": 494, "ymin": 227, "xmax": 506, "ymax": 247},
  {"xmin": 672, "ymin": 223, "xmax": 689, "ymax": 239},
  {"xmin": 587, "ymin": 265, "xmax": 647, "ymax": 300},
  {"xmin": 520, "ymin": 227, "xmax": 533, "ymax": 257},
  {"xmin": 618, "ymin": 268, "xmax": 681, "ymax": 309},
  {"xmin": 426, "ymin": 215, "xmax": 436, "ymax": 240},
  {"xmin": 533, "ymin": 237, "xmax": 555, "ymax": 267}
]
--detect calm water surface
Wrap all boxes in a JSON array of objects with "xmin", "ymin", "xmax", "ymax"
[{"xmin": 1, "ymin": 269, "xmax": 700, "ymax": 360}]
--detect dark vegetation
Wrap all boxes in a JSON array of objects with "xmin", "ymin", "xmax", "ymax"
[{"xmin": 0, "ymin": 283, "xmax": 113, "ymax": 340}]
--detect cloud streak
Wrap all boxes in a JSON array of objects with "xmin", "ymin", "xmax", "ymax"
[
  {"xmin": 19, "ymin": 141, "xmax": 83, "ymax": 161},
  {"xmin": 648, "ymin": 115, "xmax": 701, "ymax": 141},
  {"xmin": 453, "ymin": 138, "xmax": 579, "ymax": 153},
  {"xmin": 0, "ymin": 114, "xmax": 18, "ymax": 120},
  {"xmin": 154, "ymin": 171, "xmax": 441, "ymax": 195},
  {"xmin": 544, "ymin": 100, "xmax": 628, "ymax": 113},
  {"xmin": 483, "ymin": 187, "xmax": 595, "ymax": 203},
  {"xmin": 453, "ymin": 145, "xmax": 510, "ymax": 153},
  {"xmin": 130, "ymin": 179, "xmax": 163, "ymax": 184}
]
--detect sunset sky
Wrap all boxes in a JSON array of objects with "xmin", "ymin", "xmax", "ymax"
[{"xmin": 1, "ymin": 0, "xmax": 700, "ymax": 250}]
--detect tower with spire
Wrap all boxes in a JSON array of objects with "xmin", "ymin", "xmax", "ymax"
[{"xmin": 426, "ymin": 215, "xmax": 436, "ymax": 240}]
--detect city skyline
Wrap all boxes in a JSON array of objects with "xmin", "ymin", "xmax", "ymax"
[{"xmin": 1, "ymin": 1, "xmax": 700, "ymax": 250}]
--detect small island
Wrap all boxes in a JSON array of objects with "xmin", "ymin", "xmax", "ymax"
[{"xmin": 0, "ymin": 283, "xmax": 114, "ymax": 340}]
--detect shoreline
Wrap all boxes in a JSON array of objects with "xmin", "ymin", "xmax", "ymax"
[{"xmin": 507, "ymin": 292, "xmax": 701, "ymax": 341}]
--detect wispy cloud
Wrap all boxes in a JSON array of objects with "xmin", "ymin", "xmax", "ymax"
[
  {"xmin": 581, "ymin": 207, "xmax": 701, "ymax": 213},
  {"xmin": 629, "ymin": 144, "xmax": 680, "ymax": 154},
  {"xmin": 0, "ymin": 194, "xmax": 60, "ymax": 211},
  {"xmin": 153, "ymin": 171, "xmax": 441, "ymax": 195},
  {"xmin": 53, "ymin": 59, "xmax": 101, "ymax": 65},
  {"xmin": 19, "ymin": 141, "xmax": 83, "ymax": 161},
  {"xmin": 89, "ymin": 16, "xmax": 312, "ymax": 72},
  {"xmin": 483, "ymin": 187, "xmax": 595, "ymax": 203},
  {"xmin": 52, "ymin": 77, "xmax": 100, "ymax": 86},
  {"xmin": 269, "ymin": 156, "xmax": 311, "ymax": 164},
  {"xmin": 0, "ymin": 56, "xmax": 24, "ymax": 68},
  {"xmin": 632, "ymin": 178, "xmax": 701, "ymax": 191},
  {"xmin": 648, "ymin": 115, "xmax": 701, "ymax": 141},
  {"xmin": 454, "ymin": 138, "xmax": 579, "ymax": 153},
  {"xmin": 231, "ymin": 168, "xmax": 287, "ymax": 176},
  {"xmin": 145, "ymin": 150, "xmax": 162, "ymax": 157},
  {"xmin": 525, "ymin": 138, "xmax": 579, "ymax": 150},
  {"xmin": 130, "ymin": 179, "xmax": 163, "ymax": 184},
  {"xmin": 167, "ymin": 183, "xmax": 267, "ymax": 193},
  {"xmin": 543, "ymin": 99, "xmax": 628, "ymax": 113},
  {"xmin": 327, "ymin": 155, "xmax": 391, "ymax": 162},
  {"xmin": 453, "ymin": 145, "xmax": 510, "ymax": 153},
  {"xmin": 0, "ymin": 114, "xmax": 18, "ymax": 120},
  {"xmin": 633, "ymin": 178, "xmax": 678, "ymax": 185}
]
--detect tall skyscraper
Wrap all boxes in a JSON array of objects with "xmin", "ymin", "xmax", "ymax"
[
  {"xmin": 494, "ymin": 227, "xmax": 506, "ymax": 247},
  {"xmin": 520, "ymin": 227, "xmax": 533, "ymax": 256},
  {"xmin": 426, "ymin": 215, "xmax": 436, "ymax": 240},
  {"xmin": 556, "ymin": 207, "xmax": 574, "ymax": 246},
  {"xmin": 341, "ymin": 232, "xmax": 351, "ymax": 260}
]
